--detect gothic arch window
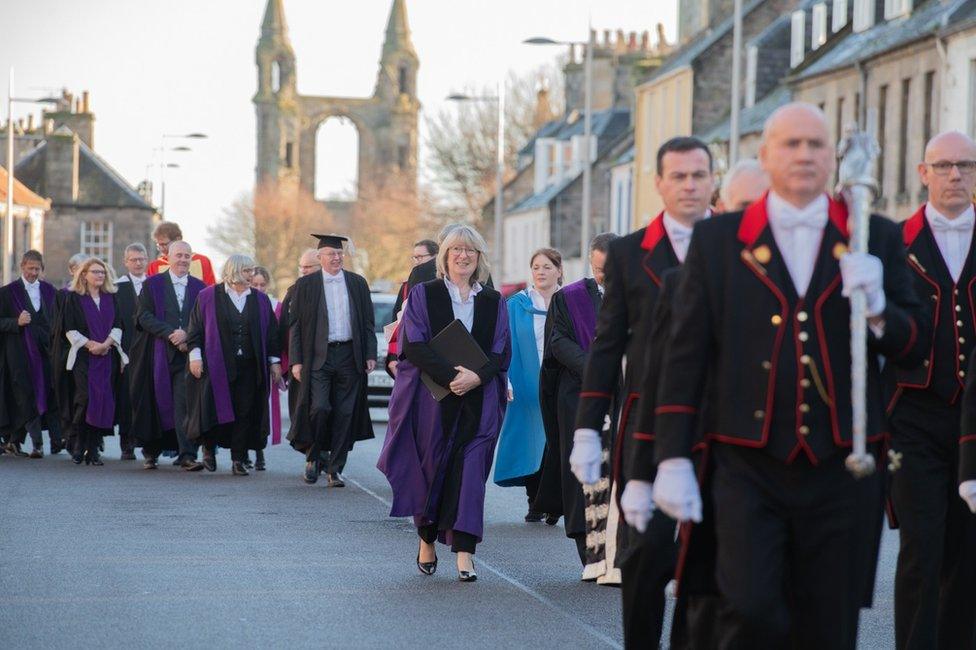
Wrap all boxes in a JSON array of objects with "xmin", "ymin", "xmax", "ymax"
[
  {"xmin": 271, "ymin": 60, "xmax": 281, "ymax": 93},
  {"xmin": 398, "ymin": 64, "xmax": 410, "ymax": 95},
  {"xmin": 315, "ymin": 116, "xmax": 360, "ymax": 201}
]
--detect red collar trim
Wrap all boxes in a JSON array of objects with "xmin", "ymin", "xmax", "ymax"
[
  {"xmin": 640, "ymin": 212, "xmax": 667, "ymax": 251},
  {"xmin": 738, "ymin": 191, "xmax": 849, "ymax": 246},
  {"xmin": 903, "ymin": 205, "xmax": 927, "ymax": 246}
]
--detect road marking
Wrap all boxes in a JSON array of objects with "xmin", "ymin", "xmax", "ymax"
[{"xmin": 345, "ymin": 476, "xmax": 622, "ymax": 649}]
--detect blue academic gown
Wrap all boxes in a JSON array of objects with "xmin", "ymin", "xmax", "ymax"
[{"xmin": 493, "ymin": 289, "xmax": 547, "ymax": 486}]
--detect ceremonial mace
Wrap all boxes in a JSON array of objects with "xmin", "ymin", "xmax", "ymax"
[{"xmin": 837, "ymin": 126, "xmax": 880, "ymax": 479}]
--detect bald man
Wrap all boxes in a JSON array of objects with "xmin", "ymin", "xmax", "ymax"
[
  {"xmin": 893, "ymin": 130, "xmax": 976, "ymax": 649},
  {"xmin": 651, "ymin": 103, "xmax": 926, "ymax": 647},
  {"xmin": 717, "ymin": 158, "xmax": 770, "ymax": 212}
]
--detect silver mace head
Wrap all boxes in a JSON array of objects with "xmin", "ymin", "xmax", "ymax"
[{"xmin": 845, "ymin": 453, "xmax": 876, "ymax": 479}]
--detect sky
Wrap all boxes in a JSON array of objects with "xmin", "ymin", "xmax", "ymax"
[{"xmin": 2, "ymin": 0, "xmax": 677, "ymax": 260}]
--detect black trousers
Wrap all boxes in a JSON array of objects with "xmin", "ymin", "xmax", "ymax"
[
  {"xmin": 890, "ymin": 392, "xmax": 976, "ymax": 650},
  {"xmin": 418, "ymin": 523, "xmax": 477, "ymax": 554},
  {"xmin": 72, "ymin": 426, "xmax": 103, "ymax": 458},
  {"xmin": 203, "ymin": 357, "xmax": 259, "ymax": 463},
  {"xmin": 142, "ymin": 367, "xmax": 193, "ymax": 461},
  {"xmin": 620, "ymin": 515, "xmax": 678, "ymax": 649},
  {"xmin": 22, "ymin": 410, "xmax": 63, "ymax": 450},
  {"xmin": 711, "ymin": 444, "xmax": 880, "ymax": 650},
  {"xmin": 308, "ymin": 342, "xmax": 361, "ymax": 475}
]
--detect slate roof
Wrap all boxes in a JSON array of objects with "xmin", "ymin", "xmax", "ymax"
[
  {"xmin": 701, "ymin": 84, "xmax": 793, "ymax": 142},
  {"xmin": 15, "ymin": 135, "xmax": 154, "ymax": 210},
  {"xmin": 0, "ymin": 166, "xmax": 50, "ymax": 209}
]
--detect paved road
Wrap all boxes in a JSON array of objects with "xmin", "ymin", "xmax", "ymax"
[{"xmin": 0, "ymin": 426, "xmax": 897, "ymax": 649}]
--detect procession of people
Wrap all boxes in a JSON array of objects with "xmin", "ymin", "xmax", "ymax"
[{"xmin": 4, "ymin": 102, "xmax": 976, "ymax": 647}]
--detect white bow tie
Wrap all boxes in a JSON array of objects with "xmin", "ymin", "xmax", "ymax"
[
  {"xmin": 930, "ymin": 213, "xmax": 975, "ymax": 233},
  {"xmin": 324, "ymin": 275, "xmax": 343, "ymax": 284},
  {"xmin": 775, "ymin": 207, "xmax": 828, "ymax": 231},
  {"xmin": 172, "ymin": 277, "xmax": 187, "ymax": 287},
  {"xmin": 668, "ymin": 225, "xmax": 693, "ymax": 244}
]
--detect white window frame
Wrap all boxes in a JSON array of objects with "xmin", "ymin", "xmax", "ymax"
[
  {"xmin": 791, "ymin": 11, "xmax": 806, "ymax": 68},
  {"xmin": 832, "ymin": 0, "xmax": 849, "ymax": 32},
  {"xmin": 853, "ymin": 0, "xmax": 876, "ymax": 33},
  {"xmin": 812, "ymin": 4, "xmax": 828, "ymax": 49},
  {"xmin": 80, "ymin": 221, "xmax": 113, "ymax": 267},
  {"xmin": 884, "ymin": 0, "xmax": 912, "ymax": 20},
  {"xmin": 745, "ymin": 45, "xmax": 758, "ymax": 108}
]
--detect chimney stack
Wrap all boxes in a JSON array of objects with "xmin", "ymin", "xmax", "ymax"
[
  {"xmin": 81, "ymin": 91, "xmax": 90, "ymax": 113},
  {"xmin": 44, "ymin": 126, "xmax": 80, "ymax": 204}
]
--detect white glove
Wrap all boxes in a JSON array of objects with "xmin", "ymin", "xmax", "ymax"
[
  {"xmin": 620, "ymin": 480, "xmax": 655, "ymax": 533},
  {"xmin": 960, "ymin": 480, "xmax": 976, "ymax": 514},
  {"xmin": 570, "ymin": 428, "xmax": 603, "ymax": 486},
  {"xmin": 652, "ymin": 457, "xmax": 702, "ymax": 523},
  {"xmin": 840, "ymin": 252, "xmax": 885, "ymax": 317}
]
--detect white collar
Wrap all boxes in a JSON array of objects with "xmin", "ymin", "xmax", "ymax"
[
  {"xmin": 767, "ymin": 191, "xmax": 828, "ymax": 220},
  {"xmin": 21, "ymin": 276, "xmax": 39, "ymax": 288},
  {"xmin": 444, "ymin": 277, "xmax": 482, "ymax": 303},
  {"xmin": 322, "ymin": 269, "xmax": 345, "ymax": 283},
  {"xmin": 662, "ymin": 210, "xmax": 710, "ymax": 233},
  {"xmin": 130, "ymin": 274, "xmax": 146, "ymax": 282},
  {"xmin": 168, "ymin": 270, "xmax": 189, "ymax": 284},
  {"xmin": 225, "ymin": 282, "xmax": 251, "ymax": 298},
  {"xmin": 925, "ymin": 202, "xmax": 976, "ymax": 226},
  {"xmin": 527, "ymin": 286, "xmax": 547, "ymax": 310}
]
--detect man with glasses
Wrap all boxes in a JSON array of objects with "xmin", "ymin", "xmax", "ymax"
[
  {"xmin": 287, "ymin": 234, "xmax": 376, "ymax": 488},
  {"xmin": 146, "ymin": 221, "xmax": 216, "ymax": 286},
  {"xmin": 115, "ymin": 243, "xmax": 149, "ymax": 460},
  {"xmin": 890, "ymin": 130, "xmax": 976, "ymax": 649}
]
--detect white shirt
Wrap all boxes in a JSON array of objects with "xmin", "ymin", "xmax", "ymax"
[
  {"xmin": 445, "ymin": 277, "xmax": 483, "ymax": 332},
  {"xmin": 527, "ymin": 286, "xmax": 547, "ymax": 363},
  {"xmin": 663, "ymin": 211, "xmax": 710, "ymax": 263},
  {"xmin": 21, "ymin": 277, "xmax": 41, "ymax": 312},
  {"xmin": 188, "ymin": 285, "xmax": 279, "ymax": 363},
  {"xmin": 323, "ymin": 269, "xmax": 352, "ymax": 342},
  {"xmin": 169, "ymin": 270, "xmax": 189, "ymax": 310},
  {"xmin": 926, "ymin": 203, "xmax": 975, "ymax": 283},
  {"xmin": 129, "ymin": 273, "xmax": 146, "ymax": 296},
  {"xmin": 767, "ymin": 192, "xmax": 829, "ymax": 297}
]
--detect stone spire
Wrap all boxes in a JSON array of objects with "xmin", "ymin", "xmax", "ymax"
[
  {"xmin": 260, "ymin": 0, "xmax": 290, "ymax": 45},
  {"xmin": 381, "ymin": 0, "xmax": 417, "ymax": 61}
]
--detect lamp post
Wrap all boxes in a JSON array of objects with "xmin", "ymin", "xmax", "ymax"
[
  {"xmin": 447, "ymin": 87, "xmax": 506, "ymax": 280},
  {"xmin": 4, "ymin": 67, "xmax": 58, "ymax": 284},
  {"xmin": 156, "ymin": 133, "xmax": 207, "ymax": 215},
  {"xmin": 525, "ymin": 30, "xmax": 595, "ymax": 274},
  {"xmin": 729, "ymin": 0, "xmax": 743, "ymax": 165}
]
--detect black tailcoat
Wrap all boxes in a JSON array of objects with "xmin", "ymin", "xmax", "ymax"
[
  {"xmin": 114, "ymin": 275, "xmax": 139, "ymax": 437},
  {"xmin": 287, "ymin": 270, "xmax": 376, "ymax": 452}
]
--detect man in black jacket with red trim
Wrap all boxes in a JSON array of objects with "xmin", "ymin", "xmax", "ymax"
[
  {"xmin": 895, "ymin": 130, "xmax": 976, "ymax": 650},
  {"xmin": 571, "ymin": 136, "xmax": 714, "ymax": 647},
  {"xmin": 652, "ymin": 103, "xmax": 927, "ymax": 648}
]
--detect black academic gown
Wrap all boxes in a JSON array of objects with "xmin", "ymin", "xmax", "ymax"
[
  {"xmin": 533, "ymin": 278, "xmax": 603, "ymax": 541},
  {"xmin": 114, "ymin": 276, "xmax": 139, "ymax": 445},
  {"xmin": 0, "ymin": 279, "xmax": 57, "ymax": 437},
  {"xmin": 184, "ymin": 285, "xmax": 280, "ymax": 450},
  {"xmin": 287, "ymin": 270, "xmax": 376, "ymax": 453}
]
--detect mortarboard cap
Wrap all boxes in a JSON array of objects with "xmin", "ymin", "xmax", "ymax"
[{"xmin": 312, "ymin": 234, "xmax": 349, "ymax": 249}]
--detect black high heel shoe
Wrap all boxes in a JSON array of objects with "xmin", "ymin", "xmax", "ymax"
[
  {"xmin": 457, "ymin": 556, "xmax": 477, "ymax": 582},
  {"xmin": 417, "ymin": 542, "xmax": 437, "ymax": 576},
  {"xmin": 72, "ymin": 454, "xmax": 83, "ymax": 465},
  {"xmin": 89, "ymin": 454, "xmax": 103, "ymax": 466}
]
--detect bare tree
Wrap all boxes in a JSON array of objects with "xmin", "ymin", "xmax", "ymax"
[{"xmin": 425, "ymin": 64, "xmax": 564, "ymax": 225}]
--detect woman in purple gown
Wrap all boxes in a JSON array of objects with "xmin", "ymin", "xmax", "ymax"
[{"xmin": 377, "ymin": 224, "xmax": 510, "ymax": 582}]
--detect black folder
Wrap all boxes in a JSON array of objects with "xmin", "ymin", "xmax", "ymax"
[{"xmin": 421, "ymin": 319, "xmax": 488, "ymax": 401}]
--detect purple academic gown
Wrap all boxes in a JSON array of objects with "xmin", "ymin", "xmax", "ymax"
[{"xmin": 377, "ymin": 282, "xmax": 510, "ymax": 545}]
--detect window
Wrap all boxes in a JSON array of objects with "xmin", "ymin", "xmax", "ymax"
[
  {"xmin": 81, "ymin": 221, "xmax": 112, "ymax": 266},
  {"xmin": 923, "ymin": 71, "xmax": 935, "ymax": 147},
  {"xmin": 832, "ymin": 0, "xmax": 849, "ymax": 32},
  {"xmin": 855, "ymin": 91, "xmax": 861, "ymax": 127},
  {"xmin": 812, "ymin": 4, "xmax": 828, "ymax": 49},
  {"xmin": 885, "ymin": 0, "xmax": 912, "ymax": 20},
  {"xmin": 271, "ymin": 61, "xmax": 281, "ymax": 93},
  {"xmin": 791, "ymin": 11, "xmax": 806, "ymax": 68},
  {"xmin": 853, "ymin": 0, "xmax": 875, "ymax": 32},
  {"xmin": 835, "ymin": 96, "xmax": 845, "ymax": 151},
  {"xmin": 398, "ymin": 65, "xmax": 409, "ymax": 95},
  {"xmin": 970, "ymin": 60, "xmax": 976, "ymax": 139},
  {"xmin": 397, "ymin": 144, "xmax": 409, "ymax": 171},
  {"xmin": 877, "ymin": 84, "xmax": 888, "ymax": 196},
  {"xmin": 284, "ymin": 142, "xmax": 294, "ymax": 168},
  {"xmin": 745, "ymin": 45, "xmax": 758, "ymax": 108},
  {"xmin": 897, "ymin": 78, "xmax": 910, "ymax": 196}
]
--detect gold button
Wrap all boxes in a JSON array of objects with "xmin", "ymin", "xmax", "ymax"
[
  {"xmin": 961, "ymin": 355, "xmax": 967, "ymax": 361},
  {"xmin": 958, "ymin": 320, "xmax": 965, "ymax": 328},
  {"xmin": 797, "ymin": 311, "xmax": 809, "ymax": 322},
  {"xmin": 771, "ymin": 314, "xmax": 783, "ymax": 326},
  {"xmin": 798, "ymin": 332, "xmax": 809, "ymax": 342},
  {"xmin": 754, "ymin": 410, "xmax": 765, "ymax": 420},
  {"xmin": 799, "ymin": 403, "xmax": 810, "ymax": 413},
  {"xmin": 932, "ymin": 294, "xmax": 938, "ymax": 301},
  {"xmin": 923, "ymin": 359, "xmax": 930, "ymax": 367},
  {"xmin": 956, "ymin": 289, "xmax": 960, "ymax": 296},
  {"xmin": 799, "ymin": 425, "xmax": 810, "ymax": 436},
  {"xmin": 957, "ymin": 305, "xmax": 963, "ymax": 312},
  {"xmin": 961, "ymin": 338, "xmax": 967, "ymax": 344},
  {"xmin": 800, "ymin": 354, "xmax": 811, "ymax": 365},
  {"xmin": 761, "ymin": 360, "xmax": 772, "ymax": 370},
  {"xmin": 801, "ymin": 378, "xmax": 811, "ymax": 388},
  {"xmin": 960, "ymin": 370, "xmax": 966, "ymax": 378}
]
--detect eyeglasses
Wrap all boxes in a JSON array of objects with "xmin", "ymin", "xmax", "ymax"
[
  {"xmin": 448, "ymin": 246, "xmax": 478, "ymax": 257},
  {"xmin": 926, "ymin": 160, "xmax": 976, "ymax": 176},
  {"xmin": 411, "ymin": 254, "xmax": 433, "ymax": 262},
  {"xmin": 321, "ymin": 251, "xmax": 344, "ymax": 259},
  {"xmin": 87, "ymin": 269, "xmax": 107, "ymax": 276},
  {"xmin": 241, "ymin": 267, "xmax": 256, "ymax": 274}
]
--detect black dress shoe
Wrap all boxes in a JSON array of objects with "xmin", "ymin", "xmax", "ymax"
[
  {"xmin": 255, "ymin": 451, "xmax": 265, "ymax": 471},
  {"xmin": 179, "ymin": 458, "xmax": 201, "ymax": 470},
  {"xmin": 88, "ymin": 455, "xmax": 104, "ymax": 466},
  {"xmin": 120, "ymin": 450, "xmax": 136, "ymax": 461},
  {"xmin": 203, "ymin": 455, "xmax": 217, "ymax": 472},
  {"xmin": 303, "ymin": 462, "xmax": 319, "ymax": 484},
  {"xmin": 544, "ymin": 514, "xmax": 560, "ymax": 526},
  {"xmin": 28, "ymin": 449, "xmax": 43, "ymax": 459},
  {"xmin": 327, "ymin": 473, "xmax": 345, "ymax": 488},
  {"xmin": 458, "ymin": 569, "xmax": 477, "ymax": 583},
  {"xmin": 50, "ymin": 441, "xmax": 65, "ymax": 455},
  {"xmin": 72, "ymin": 454, "xmax": 84, "ymax": 465},
  {"xmin": 143, "ymin": 458, "xmax": 158, "ymax": 470},
  {"xmin": 231, "ymin": 461, "xmax": 249, "ymax": 476},
  {"xmin": 417, "ymin": 553, "xmax": 438, "ymax": 576},
  {"xmin": 183, "ymin": 460, "xmax": 206, "ymax": 472},
  {"xmin": 524, "ymin": 510, "xmax": 545, "ymax": 523},
  {"xmin": 243, "ymin": 458, "xmax": 254, "ymax": 470}
]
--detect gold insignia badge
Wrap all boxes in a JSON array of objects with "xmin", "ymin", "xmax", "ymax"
[
  {"xmin": 887, "ymin": 449, "xmax": 903, "ymax": 472},
  {"xmin": 833, "ymin": 242, "xmax": 848, "ymax": 260},
  {"xmin": 753, "ymin": 245, "xmax": 771, "ymax": 264}
]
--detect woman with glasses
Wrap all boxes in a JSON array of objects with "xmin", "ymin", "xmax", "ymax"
[
  {"xmin": 247, "ymin": 266, "xmax": 281, "ymax": 470},
  {"xmin": 60, "ymin": 257, "xmax": 128, "ymax": 465},
  {"xmin": 184, "ymin": 255, "xmax": 282, "ymax": 476},
  {"xmin": 378, "ymin": 224, "xmax": 511, "ymax": 582},
  {"xmin": 494, "ymin": 248, "xmax": 563, "ymax": 522}
]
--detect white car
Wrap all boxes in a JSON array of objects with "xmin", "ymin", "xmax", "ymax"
[{"xmin": 368, "ymin": 292, "xmax": 396, "ymax": 421}]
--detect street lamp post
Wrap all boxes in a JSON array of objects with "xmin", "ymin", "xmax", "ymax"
[
  {"xmin": 4, "ymin": 67, "xmax": 58, "ymax": 284},
  {"xmin": 729, "ymin": 0, "xmax": 743, "ymax": 165},
  {"xmin": 446, "ymin": 87, "xmax": 506, "ymax": 279},
  {"xmin": 157, "ymin": 133, "xmax": 207, "ymax": 215},
  {"xmin": 525, "ymin": 30, "xmax": 595, "ymax": 275}
]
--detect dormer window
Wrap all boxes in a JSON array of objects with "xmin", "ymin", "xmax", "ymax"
[
  {"xmin": 791, "ymin": 11, "xmax": 806, "ymax": 68},
  {"xmin": 884, "ymin": 0, "xmax": 912, "ymax": 20},
  {"xmin": 853, "ymin": 0, "xmax": 875, "ymax": 32},
  {"xmin": 832, "ymin": 0, "xmax": 849, "ymax": 32},
  {"xmin": 812, "ymin": 4, "xmax": 828, "ymax": 49}
]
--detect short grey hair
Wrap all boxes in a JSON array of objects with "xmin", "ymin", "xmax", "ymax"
[
  {"xmin": 720, "ymin": 159, "xmax": 764, "ymax": 206},
  {"xmin": 436, "ymin": 224, "xmax": 491, "ymax": 286},
  {"xmin": 124, "ymin": 243, "xmax": 148, "ymax": 257},
  {"xmin": 221, "ymin": 253, "xmax": 256, "ymax": 285},
  {"xmin": 67, "ymin": 253, "xmax": 90, "ymax": 272}
]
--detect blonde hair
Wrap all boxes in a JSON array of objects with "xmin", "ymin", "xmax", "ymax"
[
  {"xmin": 221, "ymin": 254, "xmax": 257, "ymax": 286},
  {"xmin": 436, "ymin": 224, "xmax": 491, "ymax": 286},
  {"xmin": 71, "ymin": 257, "xmax": 117, "ymax": 294}
]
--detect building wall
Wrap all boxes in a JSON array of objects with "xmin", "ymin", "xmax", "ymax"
[
  {"xmin": 503, "ymin": 208, "xmax": 549, "ymax": 284},
  {"xmin": 609, "ymin": 162, "xmax": 634, "ymax": 235},
  {"xmin": 942, "ymin": 27, "xmax": 976, "ymax": 138}
]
